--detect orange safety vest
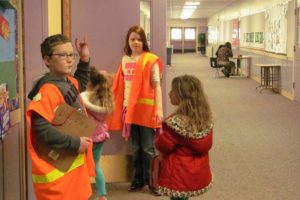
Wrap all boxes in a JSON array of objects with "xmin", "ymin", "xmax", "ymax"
[
  {"xmin": 108, "ymin": 52, "xmax": 163, "ymax": 130},
  {"xmin": 26, "ymin": 76, "xmax": 95, "ymax": 200}
]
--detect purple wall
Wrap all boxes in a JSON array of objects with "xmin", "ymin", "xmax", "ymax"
[
  {"xmin": 24, "ymin": 0, "xmax": 48, "ymax": 99},
  {"xmin": 151, "ymin": 0, "xmax": 167, "ymax": 115},
  {"xmin": 71, "ymin": 0, "xmax": 140, "ymax": 73}
]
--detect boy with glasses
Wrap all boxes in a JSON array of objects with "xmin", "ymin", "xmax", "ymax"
[{"xmin": 26, "ymin": 34, "xmax": 95, "ymax": 199}]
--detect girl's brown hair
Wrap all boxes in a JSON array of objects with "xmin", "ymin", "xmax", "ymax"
[
  {"xmin": 88, "ymin": 66, "xmax": 114, "ymax": 113},
  {"xmin": 123, "ymin": 26, "xmax": 150, "ymax": 56},
  {"xmin": 171, "ymin": 75, "xmax": 212, "ymax": 131}
]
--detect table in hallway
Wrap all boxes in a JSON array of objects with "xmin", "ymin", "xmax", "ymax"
[
  {"xmin": 229, "ymin": 55, "xmax": 251, "ymax": 77},
  {"xmin": 255, "ymin": 64, "xmax": 281, "ymax": 93}
]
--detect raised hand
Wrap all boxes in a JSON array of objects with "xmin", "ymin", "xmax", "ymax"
[{"xmin": 75, "ymin": 37, "xmax": 90, "ymax": 62}]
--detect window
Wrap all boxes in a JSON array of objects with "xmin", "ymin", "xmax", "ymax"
[
  {"xmin": 184, "ymin": 28, "xmax": 196, "ymax": 40},
  {"xmin": 171, "ymin": 28, "xmax": 182, "ymax": 40}
]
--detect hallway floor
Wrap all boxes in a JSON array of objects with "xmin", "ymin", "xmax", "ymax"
[{"xmin": 91, "ymin": 53, "xmax": 300, "ymax": 200}]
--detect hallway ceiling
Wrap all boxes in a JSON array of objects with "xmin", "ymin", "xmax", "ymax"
[{"xmin": 167, "ymin": 0, "xmax": 239, "ymax": 19}]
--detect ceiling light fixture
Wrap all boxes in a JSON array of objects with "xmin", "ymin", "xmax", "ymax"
[
  {"xmin": 185, "ymin": 2, "xmax": 200, "ymax": 6},
  {"xmin": 180, "ymin": 1, "xmax": 200, "ymax": 19},
  {"xmin": 184, "ymin": 5, "xmax": 197, "ymax": 9}
]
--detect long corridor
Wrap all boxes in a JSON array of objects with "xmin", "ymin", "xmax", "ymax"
[{"xmin": 93, "ymin": 53, "xmax": 300, "ymax": 200}]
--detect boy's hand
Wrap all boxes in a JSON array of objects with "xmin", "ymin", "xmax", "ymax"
[
  {"xmin": 78, "ymin": 137, "xmax": 92, "ymax": 153},
  {"xmin": 75, "ymin": 38, "xmax": 90, "ymax": 62}
]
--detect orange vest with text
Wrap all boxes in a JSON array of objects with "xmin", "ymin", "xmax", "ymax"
[
  {"xmin": 26, "ymin": 76, "xmax": 95, "ymax": 200},
  {"xmin": 108, "ymin": 52, "xmax": 163, "ymax": 130}
]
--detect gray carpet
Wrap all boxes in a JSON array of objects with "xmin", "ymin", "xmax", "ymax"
[{"xmin": 91, "ymin": 53, "xmax": 300, "ymax": 200}]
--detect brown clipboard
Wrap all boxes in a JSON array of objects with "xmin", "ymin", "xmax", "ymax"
[{"xmin": 34, "ymin": 103, "xmax": 96, "ymax": 172}]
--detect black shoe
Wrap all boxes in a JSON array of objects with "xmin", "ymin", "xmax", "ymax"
[
  {"xmin": 128, "ymin": 183, "xmax": 145, "ymax": 192},
  {"xmin": 221, "ymin": 69, "xmax": 226, "ymax": 75},
  {"xmin": 148, "ymin": 185, "xmax": 161, "ymax": 196},
  {"xmin": 226, "ymin": 73, "xmax": 230, "ymax": 78}
]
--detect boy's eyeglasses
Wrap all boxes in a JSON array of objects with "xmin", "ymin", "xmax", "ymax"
[{"xmin": 51, "ymin": 53, "xmax": 78, "ymax": 60}]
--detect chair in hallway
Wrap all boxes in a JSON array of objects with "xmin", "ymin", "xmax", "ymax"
[{"xmin": 210, "ymin": 57, "xmax": 223, "ymax": 77}]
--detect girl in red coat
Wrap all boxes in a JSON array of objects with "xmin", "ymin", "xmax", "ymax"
[{"xmin": 155, "ymin": 74, "xmax": 213, "ymax": 200}]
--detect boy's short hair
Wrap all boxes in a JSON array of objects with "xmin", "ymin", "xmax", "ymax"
[{"xmin": 40, "ymin": 34, "xmax": 71, "ymax": 58}]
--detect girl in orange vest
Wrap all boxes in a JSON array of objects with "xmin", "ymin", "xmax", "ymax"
[
  {"xmin": 26, "ymin": 34, "xmax": 95, "ymax": 200},
  {"xmin": 109, "ymin": 26, "xmax": 163, "ymax": 194}
]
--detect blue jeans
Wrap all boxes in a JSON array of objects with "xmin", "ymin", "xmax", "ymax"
[
  {"xmin": 93, "ymin": 142, "xmax": 107, "ymax": 196},
  {"xmin": 130, "ymin": 124, "xmax": 155, "ymax": 185}
]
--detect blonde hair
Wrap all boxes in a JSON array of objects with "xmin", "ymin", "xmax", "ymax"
[
  {"xmin": 171, "ymin": 74, "xmax": 212, "ymax": 131},
  {"xmin": 88, "ymin": 66, "xmax": 114, "ymax": 113}
]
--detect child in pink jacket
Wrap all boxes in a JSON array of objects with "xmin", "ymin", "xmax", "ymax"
[{"xmin": 81, "ymin": 66, "xmax": 114, "ymax": 200}]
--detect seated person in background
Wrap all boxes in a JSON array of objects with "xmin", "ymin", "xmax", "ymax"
[
  {"xmin": 215, "ymin": 44, "xmax": 223, "ymax": 57},
  {"xmin": 216, "ymin": 42, "xmax": 235, "ymax": 77}
]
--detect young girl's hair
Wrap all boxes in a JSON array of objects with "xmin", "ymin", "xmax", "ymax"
[
  {"xmin": 171, "ymin": 74, "xmax": 212, "ymax": 131},
  {"xmin": 124, "ymin": 25, "xmax": 150, "ymax": 56},
  {"xmin": 88, "ymin": 66, "xmax": 114, "ymax": 113}
]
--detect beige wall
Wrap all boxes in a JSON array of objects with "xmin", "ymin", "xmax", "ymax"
[{"xmin": 48, "ymin": 0, "xmax": 61, "ymax": 35}]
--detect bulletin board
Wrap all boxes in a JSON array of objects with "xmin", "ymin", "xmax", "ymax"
[
  {"xmin": 0, "ymin": 1, "xmax": 19, "ymax": 139},
  {"xmin": 264, "ymin": 3, "xmax": 288, "ymax": 54},
  {"xmin": 0, "ymin": 2, "xmax": 18, "ymax": 109}
]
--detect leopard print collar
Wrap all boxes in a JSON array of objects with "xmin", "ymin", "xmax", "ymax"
[{"xmin": 164, "ymin": 114, "xmax": 213, "ymax": 139}]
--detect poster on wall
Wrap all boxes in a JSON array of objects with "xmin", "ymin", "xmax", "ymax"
[
  {"xmin": 0, "ymin": 0, "xmax": 17, "ymax": 9},
  {"xmin": 0, "ymin": 4, "xmax": 19, "ymax": 114},
  {"xmin": 0, "ymin": 83, "xmax": 10, "ymax": 140},
  {"xmin": 208, "ymin": 25, "xmax": 218, "ymax": 44},
  {"xmin": 0, "ymin": 15, "xmax": 10, "ymax": 40},
  {"xmin": 265, "ymin": 3, "xmax": 288, "ymax": 54},
  {"xmin": 232, "ymin": 19, "xmax": 239, "ymax": 47}
]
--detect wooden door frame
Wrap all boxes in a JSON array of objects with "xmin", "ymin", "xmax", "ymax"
[
  {"xmin": 62, "ymin": 0, "xmax": 71, "ymax": 37},
  {"xmin": 294, "ymin": 1, "xmax": 300, "ymax": 102}
]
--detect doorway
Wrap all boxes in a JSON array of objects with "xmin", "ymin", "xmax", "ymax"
[{"xmin": 170, "ymin": 27, "xmax": 196, "ymax": 53}]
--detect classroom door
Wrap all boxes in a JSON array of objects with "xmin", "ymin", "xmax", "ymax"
[{"xmin": 295, "ymin": 3, "xmax": 300, "ymax": 102}]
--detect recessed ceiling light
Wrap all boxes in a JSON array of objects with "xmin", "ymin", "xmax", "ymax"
[
  {"xmin": 185, "ymin": 2, "xmax": 200, "ymax": 6},
  {"xmin": 184, "ymin": 5, "xmax": 197, "ymax": 9}
]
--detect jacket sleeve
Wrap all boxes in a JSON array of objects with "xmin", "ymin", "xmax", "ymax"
[
  {"xmin": 188, "ymin": 130, "xmax": 213, "ymax": 154},
  {"xmin": 155, "ymin": 130, "xmax": 177, "ymax": 154},
  {"xmin": 74, "ymin": 60, "xmax": 90, "ymax": 92},
  {"xmin": 32, "ymin": 112, "xmax": 80, "ymax": 151}
]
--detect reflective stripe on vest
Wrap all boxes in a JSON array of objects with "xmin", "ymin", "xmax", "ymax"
[
  {"xmin": 137, "ymin": 98, "xmax": 155, "ymax": 106},
  {"xmin": 32, "ymin": 154, "xmax": 84, "ymax": 183},
  {"xmin": 142, "ymin": 53, "xmax": 157, "ymax": 70}
]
